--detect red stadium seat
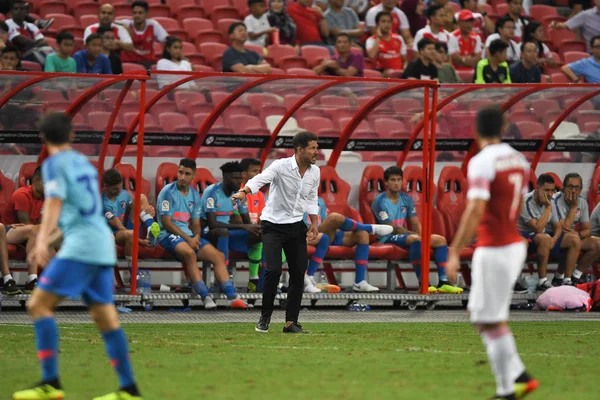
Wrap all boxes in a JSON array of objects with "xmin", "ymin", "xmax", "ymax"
[
  {"xmin": 155, "ymin": 162, "xmax": 178, "ymax": 198},
  {"xmin": 584, "ymin": 121, "xmax": 600, "ymax": 133},
  {"xmin": 149, "ymin": 4, "xmax": 171, "ymax": 18},
  {"xmin": 158, "ymin": 112, "xmax": 192, "ymax": 130},
  {"xmin": 74, "ymin": 2, "xmax": 99, "ymax": 20},
  {"xmin": 79, "ymin": 14, "xmax": 97, "ymax": 27},
  {"xmin": 339, "ymin": 117, "xmax": 376, "ymax": 138},
  {"xmin": 198, "ymin": 42, "xmax": 228, "ymax": 64},
  {"xmin": 216, "ymin": 18, "xmax": 242, "ymax": 43},
  {"xmin": 114, "ymin": 163, "xmax": 151, "ymax": 198},
  {"xmin": 18, "ymin": 162, "xmax": 39, "ymax": 187},
  {"xmin": 267, "ymin": 44, "xmax": 306, "ymax": 68},
  {"xmin": 301, "ymin": 116, "xmax": 339, "ymax": 137},
  {"xmin": 20, "ymin": 61, "xmax": 42, "ymax": 71},
  {"xmin": 230, "ymin": 0, "xmax": 250, "ymax": 18},
  {"xmin": 318, "ymin": 166, "xmax": 353, "ymax": 213},
  {"xmin": 0, "ymin": 170, "xmax": 16, "ymax": 220},
  {"xmin": 301, "ymin": 45, "xmax": 330, "ymax": 68},
  {"xmin": 457, "ymin": 69, "xmax": 474, "ymax": 82},
  {"xmin": 172, "ymin": 0, "xmax": 205, "ymax": 19},
  {"xmin": 44, "ymin": 13, "xmax": 81, "ymax": 36},
  {"xmin": 39, "ymin": 2, "xmax": 68, "ymax": 16},
  {"xmin": 122, "ymin": 63, "xmax": 148, "ymax": 73},
  {"xmin": 286, "ymin": 67, "xmax": 316, "ymax": 75},
  {"xmin": 211, "ymin": 8, "xmax": 241, "ymax": 27},
  {"xmin": 200, "ymin": 0, "xmax": 233, "ymax": 17},
  {"xmin": 173, "ymin": 91, "xmax": 210, "ymax": 114},
  {"xmin": 550, "ymin": 72, "xmax": 570, "ymax": 84},
  {"xmin": 436, "ymin": 166, "xmax": 467, "ymax": 241},
  {"xmin": 374, "ymin": 117, "xmax": 409, "ymax": 137},
  {"xmin": 229, "ymin": 114, "xmax": 265, "ymax": 134},
  {"xmin": 516, "ymin": 120, "xmax": 545, "ymax": 138},
  {"xmin": 364, "ymin": 69, "xmax": 383, "ymax": 78},
  {"xmin": 359, "ymin": 165, "xmax": 386, "ymax": 224},
  {"xmin": 152, "ymin": 16, "xmax": 183, "ymax": 32},
  {"xmin": 123, "ymin": 113, "xmax": 162, "ymax": 132},
  {"xmin": 193, "ymin": 167, "xmax": 218, "ymax": 194},
  {"xmin": 402, "ymin": 165, "xmax": 425, "ymax": 213},
  {"xmin": 529, "ymin": 5, "xmax": 558, "ymax": 21},
  {"xmin": 562, "ymin": 51, "xmax": 589, "ymax": 64},
  {"xmin": 589, "ymin": 167, "xmax": 600, "ymax": 212},
  {"xmin": 558, "ymin": 40, "xmax": 587, "ymax": 57},
  {"xmin": 183, "ymin": 17, "xmax": 214, "ymax": 37}
]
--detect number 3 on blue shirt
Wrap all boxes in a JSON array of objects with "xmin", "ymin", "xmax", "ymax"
[{"xmin": 76, "ymin": 175, "xmax": 98, "ymax": 216}]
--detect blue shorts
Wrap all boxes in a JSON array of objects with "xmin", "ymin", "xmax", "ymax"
[
  {"xmin": 4, "ymin": 224, "xmax": 11, "ymax": 233},
  {"xmin": 112, "ymin": 220, "xmax": 136, "ymax": 236},
  {"xmin": 228, "ymin": 229, "xmax": 250, "ymax": 253},
  {"xmin": 159, "ymin": 234, "xmax": 209, "ymax": 257},
  {"xmin": 520, "ymin": 231, "xmax": 565, "ymax": 258},
  {"xmin": 331, "ymin": 230, "xmax": 344, "ymax": 246},
  {"xmin": 38, "ymin": 258, "xmax": 114, "ymax": 305},
  {"xmin": 383, "ymin": 233, "xmax": 411, "ymax": 247}
]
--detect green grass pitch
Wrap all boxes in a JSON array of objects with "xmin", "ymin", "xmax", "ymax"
[{"xmin": 2, "ymin": 321, "xmax": 599, "ymax": 399}]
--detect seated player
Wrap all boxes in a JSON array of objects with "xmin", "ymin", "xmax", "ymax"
[
  {"xmin": 101, "ymin": 168, "xmax": 160, "ymax": 275},
  {"xmin": 157, "ymin": 158, "xmax": 249, "ymax": 309},
  {"xmin": 372, "ymin": 166, "xmax": 463, "ymax": 294},
  {"xmin": 200, "ymin": 162, "xmax": 262, "ymax": 284},
  {"xmin": 551, "ymin": 173, "xmax": 600, "ymax": 285},
  {"xmin": 517, "ymin": 173, "xmax": 581, "ymax": 291},
  {"xmin": 305, "ymin": 197, "xmax": 393, "ymax": 293},
  {"xmin": 1, "ymin": 222, "xmax": 24, "ymax": 294}
]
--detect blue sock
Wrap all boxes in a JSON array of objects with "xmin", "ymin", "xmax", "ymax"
[
  {"xmin": 34, "ymin": 317, "xmax": 59, "ymax": 382},
  {"xmin": 307, "ymin": 234, "xmax": 330, "ymax": 276},
  {"xmin": 102, "ymin": 328, "xmax": 135, "ymax": 389},
  {"xmin": 354, "ymin": 244, "xmax": 369, "ymax": 283},
  {"xmin": 216, "ymin": 236, "xmax": 229, "ymax": 267},
  {"xmin": 192, "ymin": 280, "xmax": 209, "ymax": 299},
  {"xmin": 434, "ymin": 245, "xmax": 448, "ymax": 282},
  {"xmin": 409, "ymin": 240, "xmax": 422, "ymax": 281},
  {"xmin": 220, "ymin": 280, "xmax": 236, "ymax": 299},
  {"xmin": 340, "ymin": 217, "xmax": 373, "ymax": 233}
]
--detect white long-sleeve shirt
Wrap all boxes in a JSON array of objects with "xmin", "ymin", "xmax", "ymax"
[{"xmin": 245, "ymin": 156, "xmax": 320, "ymax": 224}]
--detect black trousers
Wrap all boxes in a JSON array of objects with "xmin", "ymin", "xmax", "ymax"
[{"xmin": 261, "ymin": 220, "xmax": 308, "ymax": 322}]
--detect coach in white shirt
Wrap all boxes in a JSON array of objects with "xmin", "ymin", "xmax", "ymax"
[{"xmin": 233, "ymin": 131, "xmax": 320, "ymax": 334}]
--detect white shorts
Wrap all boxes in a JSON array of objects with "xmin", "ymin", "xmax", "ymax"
[{"xmin": 467, "ymin": 241, "xmax": 527, "ymax": 324}]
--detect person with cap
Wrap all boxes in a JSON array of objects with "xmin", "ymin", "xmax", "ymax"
[{"xmin": 448, "ymin": 9, "xmax": 482, "ymax": 70}]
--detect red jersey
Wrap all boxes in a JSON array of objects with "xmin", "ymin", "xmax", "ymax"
[
  {"xmin": 287, "ymin": 2, "xmax": 323, "ymax": 45},
  {"xmin": 448, "ymin": 29, "xmax": 483, "ymax": 70},
  {"xmin": 3, "ymin": 185, "xmax": 43, "ymax": 225},
  {"xmin": 120, "ymin": 19, "xmax": 168, "ymax": 63},
  {"xmin": 366, "ymin": 34, "xmax": 406, "ymax": 70},
  {"xmin": 467, "ymin": 143, "xmax": 529, "ymax": 247}
]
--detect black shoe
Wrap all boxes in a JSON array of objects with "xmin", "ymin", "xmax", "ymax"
[
  {"xmin": 283, "ymin": 322, "xmax": 308, "ymax": 334},
  {"xmin": 24, "ymin": 278, "xmax": 37, "ymax": 294},
  {"xmin": 571, "ymin": 275, "xmax": 589, "ymax": 285},
  {"xmin": 561, "ymin": 279, "xmax": 575, "ymax": 287},
  {"xmin": 513, "ymin": 282, "xmax": 528, "ymax": 294},
  {"xmin": 255, "ymin": 314, "xmax": 270, "ymax": 333},
  {"xmin": 3, "ymin": 279, "xmax": 22, "ymax": 295},
  {"xmin": 551, "ymin": 277, "xmax": 563, "ymax": 287},
  {"xmin": 488, "ymin": 394, "xmax": 516, "ymax": 400}
]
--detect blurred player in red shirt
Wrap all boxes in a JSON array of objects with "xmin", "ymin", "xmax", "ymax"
[
  {"xmin": 447, "ymin": 107, "xmax": 539, "ymax": 400},
  {"xmin": 366, "ymin": 11, "xmax": 406, "ymax": 77}
]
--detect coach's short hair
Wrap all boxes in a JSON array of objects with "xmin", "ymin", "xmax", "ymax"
[
  {"xmin": 536, "ymin": 174, "xmax": 554, "ymax": 187},
  {"xmin": 293, "ymin": 131, "xmax": 318, "ymax": 150},
  {"xmin": 179, "ymin": 158, "xmax": 196, "ymax": 171},
  {"xmin": 384, "ymin": 166, "xmax": 403, "ymax": 181},
  {"xmin": 240, "ymin": 158, "xmax": 260, "ymax": 172},
  {"xmin": 563, "ymin": 172, "xmax": 582, "ymax": 189},
  {"xmin": 39, "ymin": 112, "xmax": 72, "ymax": 145},
  {"xmin": 476, "ymin": 106, "xmax": 504, "ymax": 139},
  {"xmin": 220, "ymin": 161, "xmax": 242, "ymax": 174},
  {"xmin": 103, "ymin": 168, "xmax": 123, "ymax": 186}
]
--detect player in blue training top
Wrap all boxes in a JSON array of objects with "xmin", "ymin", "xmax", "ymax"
[
  {"xmin": 200, "ymin": 161, "xmax": 262, "ymax": 281},
  {"xmin": 157, "ymin": 158, "xmax": 249, "ymax": 309},
  {"xmin": 304, "ymin": 197, "xmax": 393, "ymax": 293},
  {"xmin": 15, "ymin": 112, "xmax": 142, "ymax": 400},
  {"xmin": 371, "ymin": 166, "xmax": 463, "ymax": 294},
  {"xmin": 102, "ymin": 168, "xmax": 160, "ymax": 274}
]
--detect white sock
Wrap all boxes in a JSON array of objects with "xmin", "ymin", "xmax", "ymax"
[
  {"xmin": 563, "ymin": 277, "xmax": 572, "ymax": 283},
  {"xmin": 249, "ymin": 275, "xmax": 259, "ymax": 280},
  {"xmin": 555, "ymin": 273, "xmax": 564, "ymax": 279},
  {"xmin": 482, "ymin": 326, "xmax": 525, "ymax": 397},
  {"xmin": 125, "ymin": 256, "xmax": 132, "ymax": 270},
  {"xmin": 538, "ymin": 277, "xmax": 547, "ymax": 285},
  {"xmin": 140, "ymin": 212, "xmax": 154, "ymax": 239},
  {"xmin": 28, "ymin": 274, "xmax": 38, "ymax": 283},
  {"xmin": 3, "ymin": 274, "xmax": 13, "ymax": 284},
  {"xmin": 572, "ymin": 269, "xmax": 583, "ymax": 279}
]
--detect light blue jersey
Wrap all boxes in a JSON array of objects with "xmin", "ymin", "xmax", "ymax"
[
  {"xmin": 42, "ymin": 150, "xmax": 116, "ymax": 266},
  {"xmin": 102, "ymin": 189, "xmax": 133, "ymax": 233},
  {"xmin": 372, "ymin": 192, "xmax": 417, "ymax": 243},
  {"xmin": 200, "ymin": 182, "xmax": 248, "ymax": 224},
  {"xmin": 304, "ymin": 197, "xmax": 327, "ymax": 226},
  {"xmin": 157, "ymin": 182, "xmax": 202, "ymax": 241}
]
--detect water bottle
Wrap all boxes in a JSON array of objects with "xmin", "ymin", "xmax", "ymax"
[
  {"xmin": 136, "ymin": 270, "xmax": 145, "ymax": 295},
  {"xmin": 347, "ymin": 302, "xmax": 370, "ymax": 312},
  {"xmin": 143, "ymin": 270, "xmax": 152, "ymax": 294}
]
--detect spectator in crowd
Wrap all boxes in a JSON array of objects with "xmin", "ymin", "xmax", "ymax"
[
  {"xmin": 119, "ymin": 0, "xmax": 168, "ymax": 68},
  {"xmin": 346, "ymin": 0, "xmax": 371, "ymax": 19},
  {"xmin": 73, "ymin": 33, "xmax": 113, "ymax": 74},
  {"xmin": 222, "ymin": 22, "xmax": 272, "ymax": 73},
  {"xmin": 456, "ymin": 0, "xmax": 494, "ymax": 36},
  {"xmin": 0, "ymin": 45, "xmax": 20, "ymax": 70},
  {"xmin": 402, "ymin": 37, "xmax": 438, "ymax": 80},
  {"xmin": 475, "ymin": 38, "xmax": 511, "ymax": 83},
  {"xmin": 83, "ymin": 4, "xmax": 134, "ymax": 52},
  {"xmin": 448, "ymin": 10, "xmax": 482, "ymax": 70},
  {"xmin": 431, "ymin": 0, "xmax": 457, "ymax": 32},
  {"xmin": 245, "ymin": 0, "xmax": 276, "ymax": 47},
  {"xmin": 510, "ymin": 41, "xmax": 542, "ymax": 83},
  {"xmin": 156, "ymin": 36, "xmax": 195, "ymax": 88},
  {"xmin": 0, "ymin": 0, "xmax": 53, "ymax": 29},
  {"xmin": 0, "ymin": 21, "xmax": 9, "ymax": 51},
  {"xmin": 287, "ymin": 0, "xmax": 330, "ymax": 47},
  {"xmin": 568, "ymin": 0, "xmax": 592, "ymax": 18},
  {"xmin": 314, "ymin": 32, "xmax": 364, "ymax": 76},
  {"xmin": 399, "ymin": 0, "xmax": 427, "ymax": 38},
  {"xmin": 44, "ymin": 31, "xmax": 76, "ymax": 73},
  {"xmin": 324, "ymin": 0, "xmax": 363, "ymax": 46},
  {"xmin": 523, "ymin": 21, "xmax": 556, "ymax": 68},
  {"xmin": 366, "ymin": 0, "xmax": 413, "ymax": 47},
  {"xmin": 97, "ymin": 25, "xmax": 123, "ymax": 75},
  {"xmin": 551, "ymin": 0, "xmax": 600, "ymax": 52},
  {"xmin": 484, "ymin": 17, "xmax": 520, "ymax": 65},
  {"xmin": 413, "ymin": 5, "xmax": 451, "ymax": 51},
  {"xmin": 561, "ymin": 35, "xmax": 600, "ymax": 83},
  {"xmin": 267, "ymin": 0, "xmax": 296, "ymax": 45},
  {"xmin": 6, "ymin": 0, "xmax": 52, "ymax": 65},
  {"xmin": 366, "ymin": 11, "xmax": 406, "ymax": 78},
  {"xmin": 503, "ymin": 0, "xmax": 529, "ymax": 40},
  {"xmin": 434, "ymin": 42, "xmax": 460, "ymax": 82}
]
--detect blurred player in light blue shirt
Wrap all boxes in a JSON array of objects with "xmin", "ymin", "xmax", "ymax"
[
  {"xmin": 17, "ymin": 112, "xmax": 142, "ymax": 400},
  {"xmin": 156, "ymin": 158, "xmax": 249, "ymax": 309}
]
